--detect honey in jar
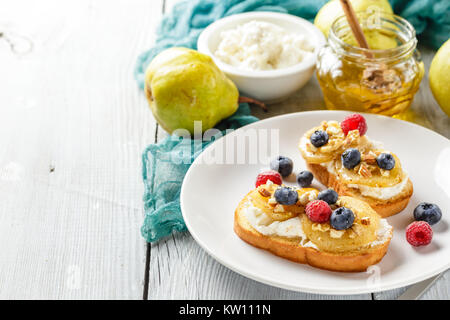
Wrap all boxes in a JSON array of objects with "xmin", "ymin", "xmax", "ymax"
[{"xmin": 316, "ymin": 12, "xmax": 424, "ymax": 116}]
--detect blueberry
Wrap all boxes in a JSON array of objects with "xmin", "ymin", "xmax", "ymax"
[
  {"xmin": 330, "ymin": 207, "xmax": 355, "ymax": 230},
  {"xmin": 274, "ymin": 187, "xmax": 298, "ymax": 205},
  {"xmin": 414, "ymin": 202, "xmax": 442, "ymax": 225},
  {"xmin": 297, "ymin": 170, "xmax": 314, "ymax": 187},
  {"xmin": 318, "ymin": 189, "xmax": 339, "ymax": 205},
  {"xmin": 376, "ymin": 153, "xmax": 396, "ymax": 170},
  {"xmin": 341, "ymin": 148, "xmax": 361, "ymax": 169},
  {"xmin": 270, "ymin": 156, "xmax": 293, "ymax": 177},
  {"xmin": 310, "ymin": 130, "xmax": 329, "ymax": 148}
]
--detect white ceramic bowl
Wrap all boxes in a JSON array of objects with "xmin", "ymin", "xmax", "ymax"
[{"xmin": 197, "ymin": 12, "xmax": 326, "ymax": 103}]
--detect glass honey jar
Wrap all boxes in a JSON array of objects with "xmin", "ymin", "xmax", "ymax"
[{"xmin": 316, "ymin": 12, "xmax": 424, "ymax": 116}]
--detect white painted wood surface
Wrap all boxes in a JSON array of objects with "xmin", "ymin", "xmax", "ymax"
[
  {"xmin": 0, "ymin": 0, "xmax": 163, "ymax": 299},
  {"xmin": 0, "ymin": 0, "xmax": 448, "ymax": 299}
]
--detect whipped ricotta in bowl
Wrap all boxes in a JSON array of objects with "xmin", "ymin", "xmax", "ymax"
[{"xmin": 214, "ymin": 20, "xmax": 314, "ymax": 71}]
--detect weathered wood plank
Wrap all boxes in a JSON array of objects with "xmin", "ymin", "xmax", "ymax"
[
  {"xmin": 148, "ymin": 233, "xmax": 371, "ymax": 299},
  {"xmin": 0, "ymin": 0, "xmax": 163, "ymax": 299}
]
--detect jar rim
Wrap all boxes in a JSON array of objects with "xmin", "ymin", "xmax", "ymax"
[{"xmin": 329, "ymin": 12, "xmax": 417, "ymax": 61}]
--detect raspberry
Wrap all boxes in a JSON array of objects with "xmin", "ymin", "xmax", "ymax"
[
  {"xmin": 340, "ymin": 114, "xmax": 367, "ymax": 136},
  {"xmin": 305, "ymin": 200, "xmax": 332, "ymax": 223},
  {"xmin": 255, "ymin": 170, "xmax": 282, "ymax": 187},
  {"xmin": 406, "ymin": 221, "xmax": 433, "ymax": 247}
]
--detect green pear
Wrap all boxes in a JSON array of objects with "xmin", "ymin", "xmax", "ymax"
[{"xmin": 145, "ymin": 47, "xmax": 239, "ymax": 134}]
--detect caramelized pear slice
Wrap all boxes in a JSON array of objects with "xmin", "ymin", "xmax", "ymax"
[
  {"xmin": 299, "ymin": 136, "xmax": 335, "ymax": 164},
  {"xmin": 336, "ymin": 151, "xmax": 404, "ymax": 187},
  {"xmin": 301, "ymin": 196, "xmax": 380, "ymax": 253},
  {"xmin": 249, "ymin": 185, "xmax": 318, "ymax": 221}
]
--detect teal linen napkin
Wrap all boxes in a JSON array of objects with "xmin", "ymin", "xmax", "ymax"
[
  {"xmin": 137, "ymin": 0, "xmax": 449, "ymax": 243},
  {"xmin": 141, "ymin": 104, "xmax": 258, "ymax": 242}
]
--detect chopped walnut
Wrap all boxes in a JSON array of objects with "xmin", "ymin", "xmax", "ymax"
[
  {"xmin": 330, "ymin": 229, "xmax": 345, "ymax": 238},
  {"xmin": 360, "ymin": 217, "xmax": 371, "ymax": 226},
  {"xmin": 268, "ymin": 197, "xmax": 277, "ymax": 206},
  {"xmin": 273, "ymin": 204, "xmax": 285, "ymax": 213},
  {"xmin": 362, "ymin": 153, "xmax": 377, "ymax": 165},
  {"xmin": 307, "ymin": 191, "xmax": 318, "ymax": 202},
  {"xmin": 358, "ymin": 163, "xmax": 372, "ymax": 178},
  {"xmin": 343, "ymin": 130, "xmax": 360, "ymax": 148},
  {"xmin": 361, "ymin": 63, "xmax": 401, "ymax": 92},
  {"xmin": 258, "ymin": 188, "xmax": 271, "ymax": 197},
  {"xmin": 299, "ymin": 192, "xmax": 310, "ymax": 205},
  {"xmin": 351, "ymin": 223, "xmax": 363, "ymax": 236},
  {"xmin": 380, "ymin": 169, "xmax": 391, "ymax": 177},
  {"xmin": 326, "ymin": 125, "xmax": 341, "ymax": 135},
  {"xmin": 312, "ymin": 223, "xmax": 330, "ymax": 232}
]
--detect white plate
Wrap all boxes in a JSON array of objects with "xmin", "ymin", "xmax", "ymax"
[{"xmin": 180, "ymin": 111, "xmax": 450, "ymax": 295}]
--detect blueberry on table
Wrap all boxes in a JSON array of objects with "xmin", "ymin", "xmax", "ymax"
[
  {"xmin": 330, "ymin": 207, "xmax": 355, "ymax": 230},
  {"xmin": 310, "ymin": 130, "xmax": 329, "ymax": 148},
  {"xmin": 270, "ymin": 156, "xmax": 293, "ymax": 177},
  {"xmin": 318, "ymin": 189, "xmax": 339, "ymax": 205},
  {"xmin": 297, "ymin": 170, "xmax": 313, "ymax": 187},
  {"xmin": 341, "ymin": 148, "xmax": 361, "ymax": 169},
  {"xmin": 414, "ymin": 202, "xmax": 442, "ymax": 225},
  {"xmin": 376, "ymin": 153, "xmax": 396, "ymax": 170},
  {"xmin": 274, "ymin": 187, "xmax": 298, "ymax": 205}
]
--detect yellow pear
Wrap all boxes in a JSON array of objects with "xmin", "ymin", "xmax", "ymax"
[
  {"xmin": 429, "ymin": 38, "xmax": 450, "ymax": 117},
  {"xmin": 145, "ymin": 47, "xmax": 239, "ymax": 134},
  {"xmin": 314, "ymin": 0, "xmax": 395, "ymax": 49}
]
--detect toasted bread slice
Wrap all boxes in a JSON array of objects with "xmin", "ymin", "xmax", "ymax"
[
  {"xmin": 234, "ymin": 192, "xmax": 393, "ymax": 272},
  {"xmin": 307, "ymin": 163, "xmax": 413, "ymax": 218}
]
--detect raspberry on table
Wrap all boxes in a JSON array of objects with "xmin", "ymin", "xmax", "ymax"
[
  {"xmin": 340, "ymin": 114, "xmax": 368, "ymax": 136},
  {"xmin": 255, "ymin": 170, "xmax": 282, "ymax": 188},
  {"xmin": 406, "ymin": 221, "xmax": 433, "ymax": 247},
  {"xmin": 305, "ymin": 200, "xmax": 332, "ymax": 223}
]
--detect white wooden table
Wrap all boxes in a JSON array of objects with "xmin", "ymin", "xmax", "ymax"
[{"xmin": 0, "ymin": 0, "xmax": 448, "ymax": 300}]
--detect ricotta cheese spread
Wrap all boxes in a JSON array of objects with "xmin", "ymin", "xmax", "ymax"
[
  {"xmin": 348, "ymin": 173, "xmax": 409, "ymax": 200},
  {"xmin": 370, "ymin": 219, "xmax": 393, "ymax": 247},
  {"xmin": 214, "ymin": 20, "xmax": 314, "ymax": 71},
  {"xmin": 244, "ymin": 200, "xmax": 392, "ymax": 250},
  {"xmin": 244, "ymin": 200, "xmax": 318, "ymax": 249}
]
